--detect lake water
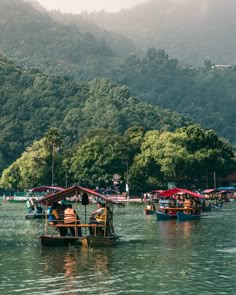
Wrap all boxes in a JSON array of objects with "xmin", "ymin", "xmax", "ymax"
[{"xmin": 0, "ymin": 201, "xmax": 236, "ymax": 294}]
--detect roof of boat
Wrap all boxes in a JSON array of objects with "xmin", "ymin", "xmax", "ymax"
[
  {"xmin": 158, "ymin": 188, "xmax": 205, "ymax": 199},
  {"xmin": 28, "ymin": 186, "xmax": 65, "ymax": 192},
  {"xmin": 38, "ymin": 185, "xmax": 116, "ymax": 206}
]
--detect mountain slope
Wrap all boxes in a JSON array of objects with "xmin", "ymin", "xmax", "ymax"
[
  {"xmin": 0, "ymin": 55, "xmax": 189, "ymax": 173},
  {"xmin": 85, "ymin": 0, "xmax": 236, "ymax": 66},
  {"xmin": 0, "ymin": 0, "xmax": 136, "ymax": 79}
]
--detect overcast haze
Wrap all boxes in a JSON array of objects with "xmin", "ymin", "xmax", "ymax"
[{"xmin": 37, "ymin": 0, "xmax": 148, "ymax": 13}]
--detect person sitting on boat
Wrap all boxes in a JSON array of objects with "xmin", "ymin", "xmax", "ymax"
[
  {"xmin": 48, "ymin": 203, "xmax": 66, "ymax": 236},
  {"xmin": 159, "ymin": 197, "xmax": 165, "ymax": 209},
  {"xmin": 169, "ymin": 198, "xmax": 176, "ymax": 208},
  {"xmin": 176, "ymin": 197, "xmax": 184, "ymax": 208},
  {"xmin": 26, "ymin": 198, "xmax": 34, "ymax": 214},
  {"xmin": 184, "ymin": 197, "xmax": 192, "ymax": 214},
  {"xmin": 64, "ymin": 204, "xmax": 81, "ymax": 237},
  {"xmin": 146, "ymin": 202, "xmax": 152, "ymax": 210},
  {"xmin": 89, "ymin": 201, "xmax": 107, "ymax": 236}
]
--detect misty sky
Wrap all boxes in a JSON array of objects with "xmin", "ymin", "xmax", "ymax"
[{"xmin": 37, "ymin": 0, "xmax": 148, "ymax": 13}]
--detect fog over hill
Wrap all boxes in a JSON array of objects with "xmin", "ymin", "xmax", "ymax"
[{"xmin": 84, "ymin": 0, "xmax": 236, "ymax": 66}]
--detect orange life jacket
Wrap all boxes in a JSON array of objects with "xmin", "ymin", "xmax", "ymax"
[{"xmin": 64, "ymin": 208, "xmax": 77, "ymax": 223}]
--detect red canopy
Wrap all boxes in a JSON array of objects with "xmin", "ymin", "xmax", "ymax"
[
  {"xmin": 201, "ymin": 189, "xmax": 218, "ymax": 194},
  {"xmin": 29, "ymin": 186, "xmax": 65, "ymax": 192},
  {"xmin": 159, "ymin": 188, "xmax": 205, "ymax": 199},
  {"xmin": 38, "ymin": 185, "xmax": 116, "ymax": 206}
]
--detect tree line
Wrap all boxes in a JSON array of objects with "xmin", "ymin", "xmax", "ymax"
[{"xmin": 1, "ymin": 125, "xmax": 235, "ymax": 195}]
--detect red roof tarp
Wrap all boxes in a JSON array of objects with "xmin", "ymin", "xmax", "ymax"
[
  {"xmin": 38, "ymin": 185, "xmax": 116, "ymax": 206},
  {"xmin": 158, "ymin": 188, "xmax": 205, "ymax": 199},
  {"xmin": 29, "ymin": 186, "xmax": 65, "ymax": 192},
  {"xmin": 201, "ymin": 189, "xmax": 218, "ymax": 194}
]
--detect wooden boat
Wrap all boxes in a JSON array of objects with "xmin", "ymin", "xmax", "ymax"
[
  {"xmin": 40, "ymin": 235, "xmax": 80, "ymax": 246},
  {"xmin": 144, "ymin": 208, "xmax": 156, "ymax": 215},
  {"xmin": 144, "ymin": 202, "xmax": 156, "ymax": 215},
  {"xmin": 8, "ymin": 197, "xmax": 28, "ymax": 203},
  {"xmin": 25, "ymin": 213, "xmax": 46, "ymax": 219},
  {"xmin": 157, "ymin": 188, "xmax": 205, "ymax": 222},
  {"xmin": 38, "ymin": 185, "xmax": 118, "ymax": 247},
  {"xmin": 176, "ymin": 211, "xmax": 201, "ymax": 221}
]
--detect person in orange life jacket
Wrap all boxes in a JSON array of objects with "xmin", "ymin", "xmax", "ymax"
[
  {"xmin": 89, "ymin": 202, "xmax": 107, "ymax": 235},
  {"xmin": 64, "ymin": 204, "xmax": 81, "ymax": 236},
  {"xmin": 48, "ymin": 203, "xmax": 66, "ymax": 236}
]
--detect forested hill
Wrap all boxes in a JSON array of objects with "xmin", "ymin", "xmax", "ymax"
[
  {"xmin": 0, "ymin": 55, "xmax": 189, "ymax": 174},
  {"xmin": 112, "ymin": 49, "xmax": 236, "ymax": 144},
  {"xmin": 85, "ymin": 0, "xmax": 236, "ymax": 66},
  {"xmin": 1, "ymin": 1, "xmax": 236, "ymax": 145},
  {"xmin": 0, "ymin": 0, "xmax": 136, "ymax": 79}
]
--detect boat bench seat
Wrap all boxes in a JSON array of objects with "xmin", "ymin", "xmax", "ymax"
[{"xmin": 50, "ymin": 223, "xmax": 105, "ymax": 228}]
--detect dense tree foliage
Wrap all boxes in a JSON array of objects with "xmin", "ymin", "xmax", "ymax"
[
  {"xmin": 1, "ymin": 125, "xmax": 235, "ymax": 194},
  {"xmin": 113, "ymin": 50, "xmax": 236, "ymax": 144},
  {"xmin": 128, "ymin": 125, "xmax": 236, "ymax": 194},
  {"xmin": 0, "ymin": 55, "xmax": 188, "ymax": 175}
]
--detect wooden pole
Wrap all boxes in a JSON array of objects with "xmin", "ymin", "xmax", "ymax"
[{"xmin": 45, "ymin": 201, "xmax": 48, "ymax": 235}]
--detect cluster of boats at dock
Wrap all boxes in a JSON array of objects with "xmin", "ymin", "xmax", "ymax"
[{"xmin": 144, "ymin": 187, "xmax": 226, "ymax": 221}]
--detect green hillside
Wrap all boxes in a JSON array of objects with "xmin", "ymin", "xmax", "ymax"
[
  {"xmin": 0, "ymin": 0, "xmax": 134, "ymax": 79},
  {"xmin": 0, "ymin": 55, "xmax": 189, "ymax": 174},
  {"xmin": 1, "ymin": 0, "xmax": 236, "ymax": 146}
]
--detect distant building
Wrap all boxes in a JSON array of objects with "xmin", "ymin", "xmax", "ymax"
[{"xmin": 212, "ymin": 64, "xmax": 232, "ymax": 70}]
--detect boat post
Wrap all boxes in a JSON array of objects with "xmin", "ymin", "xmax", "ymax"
[{"xmin": 44, "ymin": 200, "xmax": 48, "ymax": 235}]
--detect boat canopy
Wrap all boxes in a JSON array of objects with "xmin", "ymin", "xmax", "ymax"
[
  {"xmin": 201, "ymin": 189, "xmax": 218, "ymax": 194},
  {"xmin": 159, "ymin": 188, "xmax": 205, "ymax": 199},
  {"xmin": 217, "ymin": 186, "xmax": 235, "ymax": 191},
  {"xmin": 28, "ymin": 186, "xmax": 65, "ymax": 192},
  {"xmin": 38, "ymin": 185, "xmax": 116, "ymax": 206}
]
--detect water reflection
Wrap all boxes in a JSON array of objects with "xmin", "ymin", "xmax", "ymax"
[
  {"xmin": 1, "ymin": 202, "xmax": 236, "ymax": 294},
  {"xmin": 39, "ymin": 246, "xmax": 113, "ymax": 294}
]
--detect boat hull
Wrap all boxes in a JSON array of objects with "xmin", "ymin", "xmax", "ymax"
[
  {"xmin": 8, "ymin": 199, "xmax": 27, "ymax": 203},
  {"xmin": 156, "ymin": 211, "xmax": 177, "ymax": 220},
  {"xmin": 80, "ymin": 235, "xmax": 118, "ymax": 247},
  {"xmin": 176, "ymin": 211, "xmax": 201, "ymax": 221},
  {"xmin": 40, "ymin": 235, "xmax": 80, "ymax": 246},
  {"xmin": 25, "ymin": 214, "xmax": 46, "ymax": 219},
  {"xmin": 144, "ymin": 208, "xmax": 156, "ymax": 215}
]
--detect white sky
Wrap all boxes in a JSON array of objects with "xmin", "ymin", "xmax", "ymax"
[{"xmin": 37, "ymin": 0, "xmax": 148, "ymax": 13}]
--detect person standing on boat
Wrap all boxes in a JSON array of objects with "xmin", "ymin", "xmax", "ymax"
[
  {"xmin": 64, "ymin": 204, "xmax": 81, "ymax": 237},
  {"xmin": 26, "ymin": 198, "xmax": 35, "ymax": 214}
]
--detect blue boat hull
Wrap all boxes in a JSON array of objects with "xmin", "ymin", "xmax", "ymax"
[
  {"xmin": 176, "ymin": 211, "xmax": 201, "ymax": 221},
  {"xmin": 156, "ymin": 211, "xmax": 177, "ymax": 221}
]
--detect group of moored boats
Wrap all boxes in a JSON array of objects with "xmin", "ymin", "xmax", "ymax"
[{"xmin": 144, "ymin": 187, "xmax": 224, "ymax": 221}]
